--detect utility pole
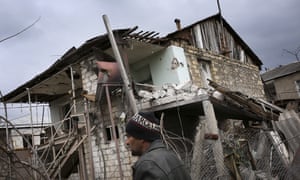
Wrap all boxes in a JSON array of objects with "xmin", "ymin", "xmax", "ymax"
[{"xmin": 102, "ymin": 14, "xmax": 138, "ymax": 114}]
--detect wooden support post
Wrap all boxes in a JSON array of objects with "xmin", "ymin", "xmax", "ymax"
[
  {"xmin": 202, "ymin": 99, "xmax": 225, "ymax": 178},
  {"xmin": 202, "ymin": 99, "xmax": 218, "ymax": 137},
  {"xmin": 74, "ymin": 113, "xmax": 88, "ymax": 180}
]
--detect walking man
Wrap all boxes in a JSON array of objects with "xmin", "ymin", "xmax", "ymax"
[{"xmin": 125, "ymin": 112, "xmax": 192, "ymax": 180}]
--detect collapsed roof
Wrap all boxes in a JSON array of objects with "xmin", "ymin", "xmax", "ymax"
[
  {"xmin": 0, "ymin": 28, "xmax": 166, "ymax": 103},
  {"xmin": 1, "ymin": 13, "xmax": 263, "ymax": 103}
]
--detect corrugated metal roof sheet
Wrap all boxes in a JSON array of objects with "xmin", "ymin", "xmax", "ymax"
[
  {"xmin": 261, "ymin": 61, "xmax": 300, "ymax": 82},
  {"xmin": 275, "ymin": 110, "xmax": 300, "ymax": 161}
]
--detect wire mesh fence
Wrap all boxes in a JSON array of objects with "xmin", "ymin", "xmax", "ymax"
[
  {"xmin": 168, "ymin": 119, "xmax": 296, "ymax": 180},
  {"xmin": 0, "ymin": 146, "xmax": 36, "ymax": 180},
  {"xmin": 191, "ymin": 125, "xmax": 294, "ymax": 180}
]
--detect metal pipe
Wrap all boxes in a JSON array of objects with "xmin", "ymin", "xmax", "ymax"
[
  {"xmin": 84, "ymin": 98, "xmax": 95, "ymax": 180},
  {"xmin": 78, "ymin": 145, "xmax": 88, "ymax": 180},
  {"xmin": 106, "ymin": 85, "xmax": 124, "ymax": 180},
  {"xmin": 69, "ymin": 66, "xmax": 77, "ymax": 114},
  {"xmin": 102, "ymin": 14, "xmax": 138, "ymax": 114},
  {"xmin": 26, "ymin": 88, "xmax": 35, "ymax": 146},
  {"xmin": 26, "ymin": 88, "xmax": 37, "ymax": 180}
]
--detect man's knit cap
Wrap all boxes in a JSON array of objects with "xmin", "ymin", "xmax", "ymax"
[{"xmin": 125, "ymin": 112, "xmax": 161, "ymax": 141}]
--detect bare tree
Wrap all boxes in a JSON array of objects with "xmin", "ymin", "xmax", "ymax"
[
  {"xmin": 283, "ymin": 45, "xmax": 300, "ymax": 61},
  {"xmin": 0, "ymin": 16, "xmax": 41, "ymax": 43}
]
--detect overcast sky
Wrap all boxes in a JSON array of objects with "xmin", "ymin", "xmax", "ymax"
[{"xmin": 1, "ymin": 0, "xmax": 300, "ymax": 95}]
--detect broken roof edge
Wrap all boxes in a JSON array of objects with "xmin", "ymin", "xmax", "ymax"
[
  {"xmin": 0, "ymin": 30, "xmax": 125, "ymax": 103},
  {"xmin": 0, "ymin": 49, "xmax": 78, "ymax": 103},
  {"xmin": 1, "ymin": 27, "xmax": 165, "ymax": 103},
  {"xmin": 165, "ymin": 13, "xmax": 263, "ymax": 69}
]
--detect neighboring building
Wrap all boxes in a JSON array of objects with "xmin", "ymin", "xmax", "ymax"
[
  {"xmin": 0, "ymin": 124, "xmax": 49, "ymax": 179},
  {"xmin": 10, "ymin": 126, "xmax": 43, "ymax": 149},
  {"xmin": 262, "ymin": 61, "xmax": 300, "ymax": 175},
  {"xmin": 1, "ymin": 14, "xmax": 290, "ymax": 179},
  {"xmin": 261, "ymin": 61, "xmax": 300, "ymax": 111}
]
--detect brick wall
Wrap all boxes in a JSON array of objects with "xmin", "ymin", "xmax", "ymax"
[
  {"xmin": 173, "ymin": 41, "xmax": 265, "ymax": 98},
  {"xmin": 80, "ymin": 59, "xmax": 134, "ymax": 179},
  {"xmin": 89, "ymin": 96, "xmax": 135, "ymax": 179},
  {"xmin": 80, "ymin": 56, "xmax": 98, "ymax": 95}
]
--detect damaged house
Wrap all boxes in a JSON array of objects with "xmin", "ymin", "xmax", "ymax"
[{"xmin": 0, "ymin": 13, "xmax": 295, "ymax": 179}]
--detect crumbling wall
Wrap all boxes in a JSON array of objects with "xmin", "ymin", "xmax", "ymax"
[
  {"xmin": 209, "ymin": 57, "xmax": 264, "ymax": 98},
  {"xmin": 80, "ymin": 58, "xmax": 134, "ymax": 179},
  {"xmin": 80, "ymin": 56, "xmax": 98, "ymax": 95}
]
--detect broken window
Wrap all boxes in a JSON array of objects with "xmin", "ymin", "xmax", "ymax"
[
  {"xmin": 264, "ymin": 81, "xmax": 277, "ymax": 101},
  {"xmin": 132, "ymin": 64, "xmax": 153, "ymax": 84},
  {"xmin": 23, "ymin": 134, "xmax": 32, "ymax": 149},
  {"xmin": 105, "ymin": 125, "xmax": 119, "ymax": 141}
]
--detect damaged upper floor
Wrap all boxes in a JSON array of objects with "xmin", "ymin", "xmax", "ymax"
[{"xmin": 1, "ymin": 13, "xmax": 263, "ymax": 105}]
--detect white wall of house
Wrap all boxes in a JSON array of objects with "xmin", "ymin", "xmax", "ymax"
[
  {"xmin": 11, "ymin": 128, "xmax": 42, "ymax": 149},
  {"xmin": 131, "ymin": 45, "xmax": 191, "ymax": 86},
  {"xmin": 49, "ymin": 95, "xmax": 85, "ymax": 125},
  {"xmin": 150, "ymin": 46, "xmax": 190, "ymax": 86}
]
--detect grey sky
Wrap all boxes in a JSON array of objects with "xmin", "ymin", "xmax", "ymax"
[{"xmin": 1, "ymin": 0, "xmax": 300, "ymax": 95}]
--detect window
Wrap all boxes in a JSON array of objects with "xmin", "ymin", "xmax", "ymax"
[
  {"xmin": 62, "ymin": 103, "xmax": 71, "ymax": 119},
  {"xmin": 23, "ymin": 134, "xmax": 32, "ymax": 149},
  {"xmin": 264, "ymin": 81, "xmax": 277, "ymax": 101},
  {"xmin": 198, "ymin": 60, "xmax": 212, "ymax": 88},
  {"xmin": 62, "ymin": 103, "xmax": 72, "ymax": 132},
  {"xmin": 105, "ymin": 126, "xmax": 119, "ymax": 141},
  {"xmin": 295, "ymin": 80, "xmax": 300, "ymax": 96}
]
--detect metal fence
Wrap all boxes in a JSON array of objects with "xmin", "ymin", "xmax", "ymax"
[{"xmin": 190, "ymin": 124, "xmax": 294, "ymax": 180}]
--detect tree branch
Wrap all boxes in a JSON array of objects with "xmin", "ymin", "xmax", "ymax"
[{"xmin": 283, "ymin": 46, "xmax": 300, "ymax": 61}]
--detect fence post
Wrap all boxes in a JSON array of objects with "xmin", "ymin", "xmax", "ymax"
[{"xmin": 202, "ymin": 99, "xmax": 225, "ymax": 178}]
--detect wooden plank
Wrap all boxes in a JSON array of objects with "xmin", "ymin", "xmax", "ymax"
[
  {"xmin": 50, "ymin": 135, "xmax": 87, "ymax": 178},
  {"xmin": 208, "ymin": 80, "xmax": 279, "ymax": 121}
]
